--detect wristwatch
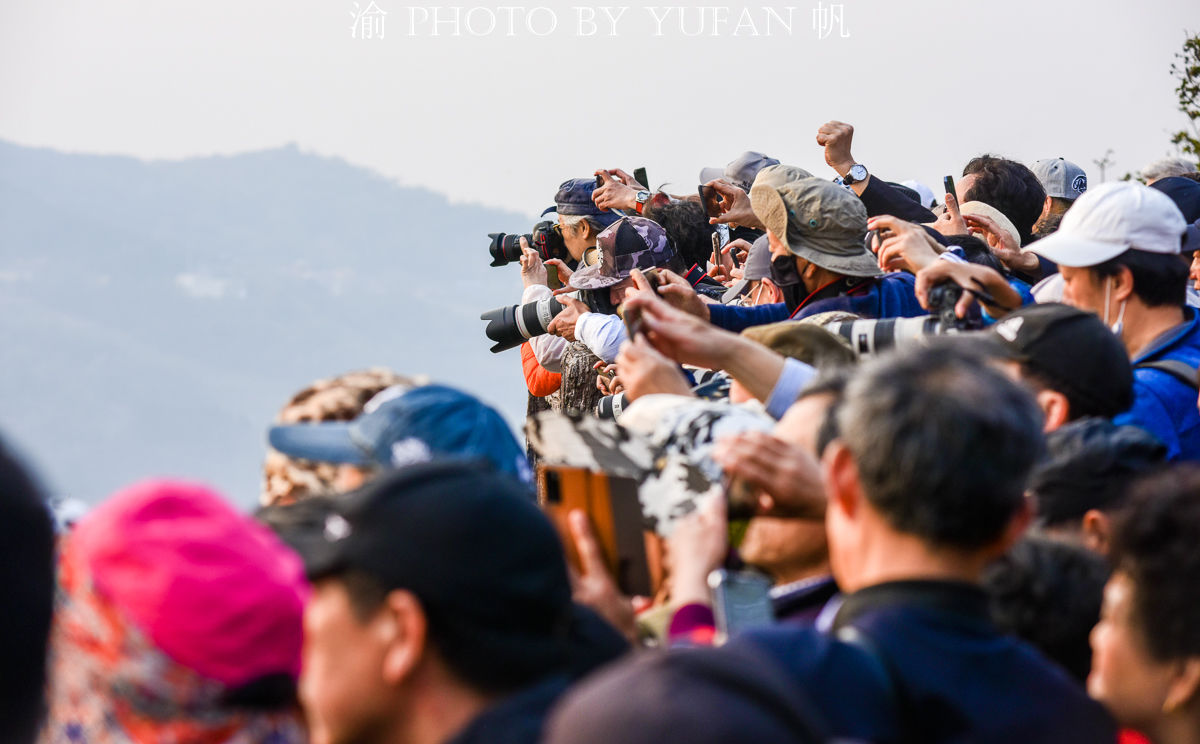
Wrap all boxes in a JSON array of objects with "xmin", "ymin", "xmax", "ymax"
[
  {"xmin": 841, "ymin": 164, "xmax": 868, "ymax": 185},
  {"xmin": 633, "ymin": 190, "xmax": 651, "ymax": 215}
]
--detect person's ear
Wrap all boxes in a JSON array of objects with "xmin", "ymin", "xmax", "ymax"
[
  {"xmin": 1162, "ymin": 657, "xmax": 1200, "ymax": 715},
  {"xmin": 1034, "ymin": 389, "xmax": 1071, "ymax": 432},
  {"xmin": 761, "ymin": 277, "xmax": 782, "ymax": 304},
  {"xmin": 378, "ymin": 589, "xmax": 427, "ymax": 686},
  {"xmin": 1081, "ymin": 510, "xmax": 1113, "ymax": 555},
  {"xmin": 1110, "ymin": 265, "xmax": 1135, "ymax": 303},
  {"xmin": 822, "ymin": 440, "xmax": 860, "ymax": 521}
]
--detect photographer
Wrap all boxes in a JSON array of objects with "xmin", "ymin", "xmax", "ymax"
[
  {"xmin": 520, "ymin": 178, "xmax": 622, "ymax": 374},
  {"xmin": 543, "ymin": 216, "xmax": 687, "ymax": 365}
]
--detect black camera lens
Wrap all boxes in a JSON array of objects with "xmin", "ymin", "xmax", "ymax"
[
  {"xmin": 596, "ymin": 392, "xmax": 627, "ymax": 420},
  {"xmin": 479, "ymin": 296, "xmax": 567, "ymax": 353},
  {"xmin": 488, "ymin": 232, "xmax": 531, "ymax": 267}
]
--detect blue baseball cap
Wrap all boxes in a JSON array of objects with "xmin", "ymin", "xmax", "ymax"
[
  {"xmin": 554, "ymin": 178, "xmax": 622, "ymax": 226},
  {"xmin": 267, "ymin": 384, "xmax": 531, "ymax": 485}
]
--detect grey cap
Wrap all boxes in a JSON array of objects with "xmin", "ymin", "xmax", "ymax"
[
  {"xmin": 1032, "ymin": 158, "xmax": 1088, "ymax": 201},
  {"xmin": 749, "ymin": 179, "xmax": 880, "ymax": 278},
  {"xmin": 700, "ymin": 152, "xmax": 782, "ymax": 191},
  {"xmin": 742, "ymin": 234, "xmax": 772, "ymax": 281}
]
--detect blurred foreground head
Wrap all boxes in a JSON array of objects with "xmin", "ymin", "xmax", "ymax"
[
  {"xmin": 40, "ymin": 479, "xmax": 309, "ymax": 743},
  {"xmin": 0, "ymin": 439, "xmax": 55, "ymax": 743},
  {"xmin": 262, "ymin": 367, "xmax": 418, "ymax": 506}
]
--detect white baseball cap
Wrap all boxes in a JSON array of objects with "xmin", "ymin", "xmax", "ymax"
[{"xmin": 1023, "ymin": 182, "xmax": 1187, "ymax": 267}]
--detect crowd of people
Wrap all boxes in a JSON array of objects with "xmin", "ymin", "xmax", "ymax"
[{"xmin": 5, "ymin": 121, "xmax": 1200, "ymax": 744}]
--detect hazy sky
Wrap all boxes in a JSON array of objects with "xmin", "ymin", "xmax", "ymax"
[{"xmin": 1, "ymin": 0, "xmax": 1196, "ymax": 217}]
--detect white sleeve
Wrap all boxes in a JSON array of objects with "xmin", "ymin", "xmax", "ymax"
[
  {"xmin": 520, "ymin": 285, "xmax": 565, "ymax": 372},
  {"xmin": 576, "ymin": 313, "xmax": 627, "ymax": 363}
]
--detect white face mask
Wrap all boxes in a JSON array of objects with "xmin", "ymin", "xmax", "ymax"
[{"xmin": 1104, "ymin": 277, "xmax": 1127, "ymax": 337}]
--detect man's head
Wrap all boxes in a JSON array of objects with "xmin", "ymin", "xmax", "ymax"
[
  {"xmin": 699, "ymin": 151, "xmax": 781, "ymax": 191},
  {"xmin": 959, "ymin": 155, "xmax": 1047, "ymax": 246},
  {"xmin": 268, "ymin": 384, "xmax": 531, "ymax": 490},
  {"xmin": 825, "ymin": 345, "xmax": 1044, "ymax": 591},
  {"xmin": 1025, "ymin": 182, "xmax": 1188, "ymax": 334},
  {"xmin": 1029, "ymin": 417, "xmax": 1166, "ymax": 554},
  {"xmin": 749, "ymin": 178, "xmax": 879, "ymax": 308},
  {"xmin": 263, "ymin": 368, "xmax": 417, "ymax": 506},
  {"xmin": 568, "ymin": 216, "xmax": 680, "ymax": 309},
  {"xmin": 300, "ymin": 461, "xmax": 576, "ymax": 744},
  {"xmin": 1140, "ymin": 156, "xmax": 1199, "ymax": 185},
  {"xmin": 738, "ymin": 374, "xmax": 850, "ymax": 583},
  {"xmin": 984, "ymin": 303, "xmax": 1134, "ymax": 428},
  {"xmin": 1032, "ymin": 157, "xmax": 1088, "ymax": 224},
  {"xmin": 554, "ymin": 178, "xmax": 622, "ymax": 261}
]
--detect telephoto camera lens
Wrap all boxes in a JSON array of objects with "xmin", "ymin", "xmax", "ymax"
[
  {"xmin": 488, "ymin": 232, "xmax": 530, "ymax": 267},
  {"xmin": 479, "ymin": 296, "xmax": 566, "ymax": 353},
  {"xmin": 596, "ymin": 392, "xmax": 628, "ymax": 420}
]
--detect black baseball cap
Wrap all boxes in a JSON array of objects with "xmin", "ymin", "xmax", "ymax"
[{"xmin": 984, "ymin": 303, "xmax": 1134, "ymax": 418}]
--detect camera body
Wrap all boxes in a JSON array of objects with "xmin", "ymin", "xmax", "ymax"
[{"xmin": 488, "ymin": 220, "xmax": 567, "ymax": 267}]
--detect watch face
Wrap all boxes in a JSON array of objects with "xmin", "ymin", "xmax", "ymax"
[
  {"xmin": 636, "ymin": 190, "xmax": 650, "ymax": 202},
  {"xmin": 849, "ymin": 164, "xmax": 867, "ymax": 182}
]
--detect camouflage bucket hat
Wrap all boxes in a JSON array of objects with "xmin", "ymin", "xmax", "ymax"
[
  {"xmin": 569, "ymin": 217, "xmax": 675, "ymax": 290},
  {"xmin": 749, "ymin": 179, "xmax": 880, "ymax": 278}
]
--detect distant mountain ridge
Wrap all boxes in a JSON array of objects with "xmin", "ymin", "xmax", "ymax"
[{"xmin": 0, "ymin": 140, "xmax": 534, "ymax": 508}]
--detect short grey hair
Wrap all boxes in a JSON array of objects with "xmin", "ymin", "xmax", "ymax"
[
  {"xmin": 1140, "ymin": 156, "xmax": 1197, "ymax": 183},
  {"xmin": 836, "ymin": 344, "xmax": 1044, "ymax": 549}
]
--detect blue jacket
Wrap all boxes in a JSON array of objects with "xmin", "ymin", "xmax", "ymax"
[
  {"xmin": 709, "ymin": 272, "xmax": 927, "ymax": 333},
  {"xmin": 828, "ymin": 581, "xmax": 1116, "ymax": 744},
  {"xmin": 1114, "ymin": 307, "xmax": 1200, "ymax": 461}
]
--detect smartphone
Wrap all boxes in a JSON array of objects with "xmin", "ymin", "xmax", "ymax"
[
  {"xmin": 619, "ymin": 268, "xmax": 660, "ymax": 339},
  {"xmin": 709, "ymin": 568, "xmax": 775, "ymax": 643},
  {"xmin": 698, "ymin": 184, "xmax": 723, "ymax": 220},
  {"xmin": 546, "ymin": 264, "xmax": 561, "ymax": 290},
  {"xmin": 633, "ymin": 167, "xmax": 649, "ymax": 190},
  {"xmin": 540, "ymin": 465, "xmax": 653, "ymax": 597},
  {"xmin": 943, "ymin": 175, "xmax": 956, "ymax": 202}
]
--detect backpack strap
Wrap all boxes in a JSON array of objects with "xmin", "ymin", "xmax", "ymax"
[{"xmin": 1135, "ymin": 359, "xmax": 1200, "ymax": 390}]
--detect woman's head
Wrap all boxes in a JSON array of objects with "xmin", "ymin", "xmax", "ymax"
[{"xmin": 1089, "ymin": 466, "xmax": 1200, "ymax": 734}]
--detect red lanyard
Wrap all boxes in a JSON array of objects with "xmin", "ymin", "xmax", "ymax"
[{"xmin": 788, "ymin": 277, "xmax": 844, "ymax": 319}]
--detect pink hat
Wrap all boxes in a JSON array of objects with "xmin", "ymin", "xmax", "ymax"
[{"xmin": 71, "ymin": 479, "xmax": 309, "ymax": 688}]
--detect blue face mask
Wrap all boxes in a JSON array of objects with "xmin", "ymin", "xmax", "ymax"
[{"xmin": 769, "ymin": 254, "xmax": 805, "ymax": 312}]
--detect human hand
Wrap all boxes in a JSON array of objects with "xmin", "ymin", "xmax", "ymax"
[
  {"xmin": 607, "ymin": 167, "xmax": 647, "ymax": 191},
  {"xmin": 544, "ymin": 258, "xmax": 573, "ymax": 285},
  {"xmin": 708, "ymin": 238, "xmax": 751, "ymax": 284},
  {"xmin": 633, "ymin": 268, "xmax": 711, "ymax": 321},
  {"xmin": 593, "ymin": 362, "xmax": 623, "ymax": 395},
  {"xmin": 615, "ymin": 333, "xmax": 693, "ymax": 401},
  {"xmin": 707, "ymin": 180, "xmax": 763, "ymax": 230},
  {"xmin": 665, "ymin": 497, "xmax": 728, "ymax": 608},
  {"xmin": 519, "ymin": 237, "xmax": 548, "ymax": 288},
  {"xmin": 546, "ymin": 295, "xmax": 590, "ymax": 341},
  {"xmin": 710, "ymin": 431, "xmax": 826, "ymax": 519},
  {"xmin": 964, "ymin": 213, "xmax": 1038, "ymax": 274},
  {"xmin": 592, "ymin": 169, "xmax": 638, "ymax": 212},
  {"xmin": 915, "ymin": 260, "xmax": 1021, "ymax": 319},
  {"xmin": 567, "ymin": 509, "xmax": 638, "ymax": 643},
  {"xmin": 868, "ymin": 215, "xmax": 942, "ymax": 273},
  {"xmin": 926, "ymin": 192, "xmax": 968, "ymax": 236},
  {"xmin": 816, "ymin": 120, "xmax": 856, "ymax": 176},
  {"xmin": 620, "ymin": 286, "xmax": 736, "ymax": 370}
]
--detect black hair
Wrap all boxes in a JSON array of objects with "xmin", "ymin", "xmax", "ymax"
[
  {"xmin": 647, "ymin": 199, "xmax": 715, "ymax": 270},
  {"xmin": 838, "ymin": 345, "xmax": 1044, "ymax": 549},
  {"xmin": 983, "ymin": 536, "xmax": 1110, "ymax": 683},
  {"xmin": 1110, "ymin": 466, "xmax": 1200, "ymax": 661},
  {"xmin": 1091, "ymin": 248, "xmax": 1188, "ymax": 308},
  {"xmin": 945, "ymin": 233, "xmax": 1006, "ymax": 274},
  {"xmin": 0, "ymin": 440, "xmax": 55, "ymax": 742},
  {"xmin": 962, "ymin": 155, "xmax": 1047, "ymax": 246},
  {"xmin": 1017, "ymin": 364, "xmax": 1129, "ymax": 421}
]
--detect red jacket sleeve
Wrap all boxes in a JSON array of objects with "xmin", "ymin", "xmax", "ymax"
[{"xmin": 521, "ymin": 342, "xmax": 562, "ymax": 397}]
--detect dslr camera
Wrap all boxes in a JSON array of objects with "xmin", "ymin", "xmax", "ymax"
[
  {"xmin": 824, "ymin": 281, "xmax": 982, "ymax": 358},
  {"xmin": 488, "ymin": 220, "xmax": 567, "ymax": 267}
]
